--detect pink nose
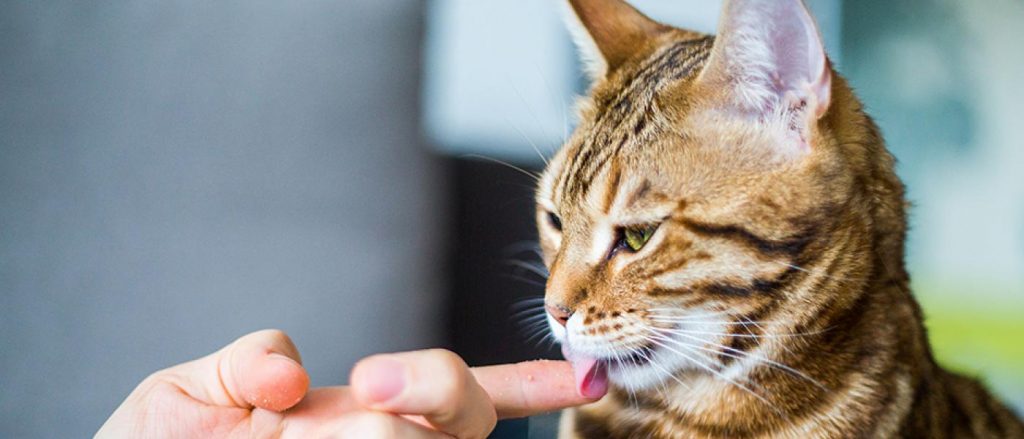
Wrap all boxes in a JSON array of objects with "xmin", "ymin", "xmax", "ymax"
[{"xmin": 546, "ymin": 304, "xmax": 573, "ymax": 327}]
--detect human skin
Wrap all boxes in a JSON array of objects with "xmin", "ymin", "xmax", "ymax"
[{"xmin": 97, "ymin": 329, "xmax": 598, "ymax": 438}]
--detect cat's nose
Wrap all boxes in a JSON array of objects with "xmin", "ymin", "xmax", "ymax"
[{"xmin": 546, "ymin": 303, "xmax": 573, "ymax": 327}]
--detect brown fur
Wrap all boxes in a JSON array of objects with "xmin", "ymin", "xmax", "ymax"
[{"xmin": 536, "ymin": 1, "xmax": 1024, "ymax": 437}]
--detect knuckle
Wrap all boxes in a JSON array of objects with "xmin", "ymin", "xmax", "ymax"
[
  {"xmin": 255, "ymin": 328, "xmax": 292, "ymax": 346},
  {"xmin": 433, "ymin": 377, "xmax": 463, "ymax": 413},
  {"xmin": 480, "ymin": 406, "xmax": 498, "ymax": 437},
  {"xmin": 138, "ymin": 371, "xmax": 165, "ymax": 390},
  {"xmin": 251, "ymin": 328, "xmax": 301, "ymax": 362},
  {"xmin": 429, "ymin": 348, "xmax": 467, "ymax": 371},
  {"xmin": 427, "ymin": 350, "xmax": 469, "ymax": 409},
  {"xmin": 140, "ymin": 368, "xmax": 184, "ymax": 394},
  {"xmin": 130, "ymin": 373, "xmax": 192, "ymax": 421}
]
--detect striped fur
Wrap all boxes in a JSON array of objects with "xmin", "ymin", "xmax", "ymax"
[{"xmin": 537, "ymin": 1, "xmax": 1024, "ymax": 437}]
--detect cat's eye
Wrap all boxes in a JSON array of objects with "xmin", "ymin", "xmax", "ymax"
[
  {"xmin": 621, "ymin": 225, "xmax": 657, "ymax": 252},
  {"xmin": 547, "ymin": 212, "xmax": 563, "ymax": 232}
]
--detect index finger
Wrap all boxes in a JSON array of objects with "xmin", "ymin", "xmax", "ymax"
[{"xmin": 471, "ymin": 360, "xmax": 601, "ymax": 419}]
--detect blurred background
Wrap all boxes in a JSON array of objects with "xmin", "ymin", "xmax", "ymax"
[{"xmin": 1, "ymin": 0, "xmax": 1021, "ymax": 437}]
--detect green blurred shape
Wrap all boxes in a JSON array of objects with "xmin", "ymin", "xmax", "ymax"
[{"xmin": 915, "ymin": 280, "xmax": 1024, "ymax": 380}]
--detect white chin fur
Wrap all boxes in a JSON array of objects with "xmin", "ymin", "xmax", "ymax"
[
  {"xmin": 606, "ymin": 348, "xmax": 695, "ymax": 390},
  {"xmin": 548, "ymin": 305, "xmax": 738, "ymax": 391},
  {"xmin": 579, "ymin": 315, "xmax": 732, "ymax": 391}
]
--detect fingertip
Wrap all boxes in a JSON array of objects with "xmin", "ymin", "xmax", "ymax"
[
  {"xmin": 350, "ymin": 355, "xmax": 407, "ymax": 407},
  {"xmin": 244, "ymin": 352, "xmax": 310, "ymax": 412},
  {"xmin": 473, "ymin": 360, "xmax": 599, "ymax": 419}
]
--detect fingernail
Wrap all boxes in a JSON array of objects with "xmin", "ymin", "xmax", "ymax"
[
  {"xmin": 268, "ymin": 352, "xmax": 301, "ymax": 366},
  {"xmin": 357, "ymin": 357, "xmax": 406, "ymax": 403}
]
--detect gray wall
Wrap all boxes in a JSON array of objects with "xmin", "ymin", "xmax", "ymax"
[{"xmin": 0, "ymin": 1, "xmax": 445, "ymax": 437}]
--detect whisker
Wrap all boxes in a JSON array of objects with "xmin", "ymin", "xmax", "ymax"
[
  {"xmin": 637, "ymin": 346, "xmax": 690, "ymax": 390},
  {"xmin": 617, "ymin": 354, "xmax": 639, "ymax": 411},
  {"xmin": 504, "ymin": 259, "xmax": 549, "ymax": 279},
  {"xmin": 521, "ymin": 321, "xmax": 553, "ymax": 347},
  {"xmin": 644, "ymin": 309, "xmax": 751, "ymax": 320},
  {"xmin": 507, "ymin": 296, "xmax": 548, "ymax": 315},
  {"xmin": 544, "ymin": 332, "xmax": 559, "ymax": 350},
  {"xmin": 509, "ymin": 296, "xmax": 546, "ymax": 307},
  {"xmin": 506, "ymin": 118, "xmax": 550, "ymax": 167},
  {"xmin": 649, "ymin": 317, "xmax": 788, "ymax": 326},
  {"xmin": 562, "ymin": 100, "xmax": 569, "ymax": 144},
  {"xmin": 460, "ymin": 153, "xmax": 541, "ymax": 183},
  {"xmin": 529, "ymin": 63, "xmax": 570, "ymax": 154},
  {"xmin": 658, "ymin": 330, "xmax": 827, "ymax": 391},
  {"xmin": 518, "ymin": 315, "xmax": 549, "ymax": 330},
  {"xmin": 504, "ymin": 73, "xmax": 558, "ymax": 160},
  {"xmin": 519, "ymin": 327, "xmax": 546, "ymax": 345},
  {"xmin": 644, "ymin": 335, "xmax": 774, "ymax": 408},
  {"xmin": 501, "ymin": 240, "xmax": 542, "ymax": 257},
  {"xmin": 646, "ymin": 308, "xmax": 733, "ymax": 315},
  {"xmin": 538, "ymin": 332, "xmax": 557, "ymax": 350},
  {"xmin": 772, "ymin": 260, "xmax": 864, "ymax": 284},
  {"xmin": 737, "ymin": 313, "xmax": 798, "ymax": 358},
  {"xmin": 500, "ymin": 273, "xmax": 546, "ymax": 287},
  {"xmin": 513, "ymin": 311, "xmax": 549, "ymax": 326},
  {"xmin": 654, "ymin": 327, "xmax": 827, "ymax": 339}
]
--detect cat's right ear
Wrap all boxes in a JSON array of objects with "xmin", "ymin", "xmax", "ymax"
[
  {"xmin": 698, "ymin": 0, "xmax": 832, "ymax": 127},
  {"xmin": 563, "ymin": 0, "xmax": 670, "ymax": 80}
]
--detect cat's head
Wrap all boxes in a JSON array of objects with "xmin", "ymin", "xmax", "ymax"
[{"xmin": 537, "ymin": 0, "xmax": 902, "ymax": 398}]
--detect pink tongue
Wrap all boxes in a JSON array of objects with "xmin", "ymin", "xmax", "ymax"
[{"xmin": 567, "ymin": 355, "xmax": 609, "ymax": 399}]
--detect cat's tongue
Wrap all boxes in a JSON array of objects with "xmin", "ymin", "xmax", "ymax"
[{"xmin": 565, "ymin": 352, "xmax": 609, "ymax": 399}]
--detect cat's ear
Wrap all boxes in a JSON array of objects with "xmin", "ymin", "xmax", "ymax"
[
  {"xmin": 563, "ymin": 0, "xmax": 670, "ymax": 80},
  {"xmin": 699, "ymin": 0, "xmax": 832, "ymax": 130}
]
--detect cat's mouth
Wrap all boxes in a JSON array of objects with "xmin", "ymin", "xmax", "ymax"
[
  {"xmin": 612, "ymin": 344, "xmax": 657, "ymax": 367},
  {"xmin": 562, "ymin": 344, "xmax": 658, "ymax": 398}
]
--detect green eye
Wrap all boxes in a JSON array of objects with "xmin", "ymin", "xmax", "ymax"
[{"xmin": 622, "ymin": 225, "xmax": 657, "ymax": 252}]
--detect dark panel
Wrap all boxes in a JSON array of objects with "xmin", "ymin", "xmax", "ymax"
[{"xmin": 444, "ymin": 158, "xmax": 559, "ymax": 366}]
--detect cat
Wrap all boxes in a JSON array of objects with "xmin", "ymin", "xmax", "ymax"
[{"xmin": 534, "ymin": 0, "xmax": 1024, "ymax": 437}]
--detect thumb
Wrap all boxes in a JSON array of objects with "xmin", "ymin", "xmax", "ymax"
[{"xmin": 167, "ymin": 329, "xmax": 310, "ymax": 412}]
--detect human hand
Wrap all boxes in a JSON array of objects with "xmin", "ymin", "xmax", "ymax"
[{"xmin": 96, "ymin": 329, "xmax": 599, "ymax": 438}]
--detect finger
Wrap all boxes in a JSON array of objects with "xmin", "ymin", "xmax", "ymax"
[
  {"xmin": 276, "ymin": 386, "xmax": 359, "ymax": 420},
  {"xmin": 350, "ymin": 349, "xmax": 496, "ymax": 439},
  {"xmin": 472, "ymin": 360, "xmax": 600, "ymax": 419},
  {"xmin": 312, "ymin": 411, "xmax": 450, "ymax": 439},
  {"xmin": 165, "ymin": 329, "xmax": 310, "ymax": 412}
]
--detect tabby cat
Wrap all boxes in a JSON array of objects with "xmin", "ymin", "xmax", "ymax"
[{"xmin": 535, "ymin": 0, "xmax": 1024, "ymax": 437}]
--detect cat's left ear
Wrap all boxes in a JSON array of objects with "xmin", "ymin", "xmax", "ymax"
[
  {"xmin": 699, "ymin": 0, "xmax": 832, "ymax": 135},
  {"xmin": 563, "ymin": 0, "xmax": 671, "ymax": 80}
]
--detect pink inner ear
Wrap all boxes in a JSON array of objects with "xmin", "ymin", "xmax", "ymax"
[
  {"xmin": 763, "ymin": 0, "xmax": 831, "ymax": 118},
  {"xmin": 706, "ymin": 0, "xmax": 832, "ymax": 121},
  {"xmin": 794, "ymin": 3, "xmax": 832, "ymax": 119}
]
